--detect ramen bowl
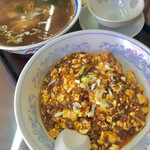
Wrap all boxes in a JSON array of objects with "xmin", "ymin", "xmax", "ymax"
[
  {"xmin": 0, "ymin": 0, "xmax": 81, "ymax": 55},
  {"xmin": 87, "ymin": 0, "xmax": 144, "ymax": 28},
  {"xmin": 14, "ymin": 30, "xmax": 150, "ymax": 150}
]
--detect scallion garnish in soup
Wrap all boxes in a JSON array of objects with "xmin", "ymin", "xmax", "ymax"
[{"xmin": 0, "ymin": 0, "xmax": 74, "ymax": 46}]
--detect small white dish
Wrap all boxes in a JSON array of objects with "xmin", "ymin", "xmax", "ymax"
[
  {"xmin": 87, "ymin": 0, "xmax": 144, "ymax": 28},
  {"xmin": 79, "ymin": 5, "xmax": 145, "ymax": 37}
]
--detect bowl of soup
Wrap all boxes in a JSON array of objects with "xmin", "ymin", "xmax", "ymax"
[
  {"xmin": 0, "ymin": 0, "xmax": 81, "ymax": 54},
  {"xmin": 14, "ymin": 30, "xmax": 150, "ymax": 150}
]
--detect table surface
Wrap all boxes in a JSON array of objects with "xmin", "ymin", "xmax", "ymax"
[{"xmin": 0, "ymin": 1, "xmax": 150, "ymax": 150}]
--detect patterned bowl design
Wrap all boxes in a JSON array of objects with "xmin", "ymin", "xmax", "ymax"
[
  {"xmin": 14, "ymin": 30, "xmax": 150, "ymax": 150},
  {"xmin": 0, "ymin": 0, "xmax": 81, "ymax": 55}
]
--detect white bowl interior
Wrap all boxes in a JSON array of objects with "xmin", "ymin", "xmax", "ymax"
[
  {"xmin": 14, "ymin": 30, "xmax": 150, "ymax": 150},
  {"xmin": 87, "ymin": 0, "xmax": 144, "ymax": 22}
]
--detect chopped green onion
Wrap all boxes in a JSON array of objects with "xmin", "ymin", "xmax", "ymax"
[
  {"xmin": 43, "ymin": 77, "xmax": 48, "ymax": 82},
  {"xmin": 6, "ymin": 32, "xmax": 11, "ymax": 37},
  {"xmin": 100, "ymin": 99, "xmax": 108, "ymax": 105},
  {"xmin": 96, "ymin": 99, "xmax": 109, "ymax": 109},
  {"xmin": 54, "ymin": 112, "xmax": 64, "ymax": 117},
  {"xmin": 73, "ymin": 102, "xmax": 81, "ymax": 114},
  {"xmin": 62, "ymin": 100, "xmax": 66, "ymax": 105},
  {"xmin": 81, "ymin": 77, "xmax": 88, "ymax": 82},
  {"xmin": 79, "ymin": 66, "xmax": 85, "ymax": 75},
  {"xmin": 96, "ymin": 79, "xmax": 100, "ymax": 87},
  {"xmin": 91, "ymin": 83, "xmax": 96, "ymax": 91},
  {"xmin": 48, "ymin": 79, "xmax": 56, "ymax": 86},
  {"xmin": 75, "ymin": 80, "xmax": 80, "ymax": 84},
  {"xmin": 15, "ymin": 5, "xmax": 24, "ymax": 13},
  {"xmin": 108, "ymin": 88, "xmax": 113, "ymax": 96},
  {"xmin": 87, "ymin": 104, "xmax": 96, "ymax": 117},
  {"xmin": 88, "ymin": 75, "xmax": 95, "ymax": 79},
  {"xmin": 120, "ymin": 110, "xmax": 125, "ymax": 114},
  {"xmin": 118, "ymin": 103, "xmax": 121, "ymax": 107}
]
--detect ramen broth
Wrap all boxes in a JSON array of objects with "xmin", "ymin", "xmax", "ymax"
[{"xmin": 0, "ymin": 0, "xmax": 74, "ymax": 46}]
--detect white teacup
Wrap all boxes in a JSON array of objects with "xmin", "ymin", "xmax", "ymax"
[{"xmin": 87, "ymin": 0, "xmax": 144, "ymax": 28}]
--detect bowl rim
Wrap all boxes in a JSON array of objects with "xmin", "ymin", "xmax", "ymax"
[
  {"xmin": 0, "ymin": 0, "xmax": 82, "ymax": 51},
  {"xmin": 14, "ymin": 29, "xmax": 150, "ymax": 150},
  {"xmin": 87, "ymin": 0, "xmax": 145, "ymax": 24}
]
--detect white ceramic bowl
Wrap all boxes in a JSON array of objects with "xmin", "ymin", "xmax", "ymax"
[
  {"xmin": 14, "ymin": 30, "xmax": 150, "ymax": 150},
  {"xmin": 0, "ymin": 0, "xmax": 81, "ymax": 55},
  {"xmin": 87, "ymin": 0, "xmax": 144, "ymax": 28}
]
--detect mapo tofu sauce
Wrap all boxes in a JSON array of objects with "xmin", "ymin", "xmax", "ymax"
[
  {"xmin": 40, "ymin": 52, "xmax": 149, "ymax": 150},
  {"xmin": 0, "ymin": 0, "xmax": 74, "ymax": 46}
]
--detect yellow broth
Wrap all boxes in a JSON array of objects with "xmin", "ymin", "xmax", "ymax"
[{"xmin": 0, "ymin": 0, "xmax": 74, "ymax": 46}]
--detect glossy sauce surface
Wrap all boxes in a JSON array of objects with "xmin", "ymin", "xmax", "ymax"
[{"xmin": 40, "ymin": 52, "xmax": 149, "ymax": 150}]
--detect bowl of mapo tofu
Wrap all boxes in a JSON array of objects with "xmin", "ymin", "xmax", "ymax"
[
  {"xmin": 0, "ymin": 0, "xmax": 81, "ymax": 54},
  {"xmin": 14, "ymin": 30, "xmax": 150, "ymax": 150}
]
